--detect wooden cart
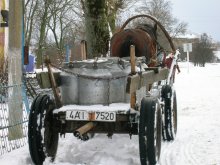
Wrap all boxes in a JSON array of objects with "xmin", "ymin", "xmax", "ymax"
[{"xmin": 28, "ymin": 15, "xmax": 179, "ymax": 165}]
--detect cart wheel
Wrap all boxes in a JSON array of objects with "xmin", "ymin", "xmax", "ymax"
[
  {"xmin": 28, "ymin": 94, "xmax": 59, "ymax": 165},
  {"xmin": 139, "ymin": 97, "xmax": 162, "ymax": 165},
  {"xmin": 161, "ymin": 85, "xmax": 177, "ymax": 141}
]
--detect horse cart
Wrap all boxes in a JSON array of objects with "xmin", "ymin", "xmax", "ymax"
[{"xmin": 28, "ymin": 15, "xmax": 179, "ymax": 165}]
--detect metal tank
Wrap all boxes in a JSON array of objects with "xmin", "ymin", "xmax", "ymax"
[{"xmin": 59, "ymin": 57, "xmax": 131, "ymax": 105}]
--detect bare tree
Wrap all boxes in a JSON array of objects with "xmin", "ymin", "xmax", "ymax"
[
  {"xmin": 25, "ymin": 0, "xmax": 81, "ymax": 67},
  {"xmin": 137, "ymin": 0, "xmax": 187, "ymax": 37},
  {"xmin": 24, "ymin": 0, "xmax": 139, "ymax": 64},
  {"xmin": 47, "ymin": 0, "xmax": 78, "ymax": 62},
  {"xmin": 33, "ymin": 0, "xmax": 52, "ymax": 68},
  {"xmin": 106, "ymin": 0, "xmax": 137, "ymax": 33},
  {"xmin": 24, "ymin": 0, "xmax": 39, "ymax": 46},
  {"xmin": 191, "ymin": 33, "xmax": 214, "ymax": 67}
]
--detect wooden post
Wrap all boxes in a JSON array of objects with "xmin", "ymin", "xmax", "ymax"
[
  {"xmin": 130, "ymin": 45, "xmax": 136, "ymax": 109},
  {"xmin": 45, "ymin": 56, "xmax": 62, "ymax": 108},
  {"xmin": 81, "ymin": 40, "xmax": 87, "ymax": 60},
  {"xmin": 8, "ymin": 0, "xmax": 23, "ymax": 140},
  {"xmin": 130, "ymin": 45, "xmax": 136, "ymax": 74}
]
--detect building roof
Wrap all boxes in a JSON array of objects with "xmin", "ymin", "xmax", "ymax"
[{"xmin": 177, "ymin": 33, "xmax": 200, "ymax": 39}]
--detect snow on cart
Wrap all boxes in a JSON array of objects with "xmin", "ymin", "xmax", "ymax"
[{"xmin": 28, "ymin": 15, "xmax": 179, "ymax": 165}]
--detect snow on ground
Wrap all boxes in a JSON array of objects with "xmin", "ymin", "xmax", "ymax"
[
  {"xmin": 160, "ymin": 62, "xmax": 220, "ymax": 165},
  {"xmin": 0, "ymin": 62, "xmax": 220, "ymax": 165}
]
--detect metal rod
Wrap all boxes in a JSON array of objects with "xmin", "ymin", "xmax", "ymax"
[{"xmin": 74, "ymin": 122, "xmax": 97, "ymax": 138}]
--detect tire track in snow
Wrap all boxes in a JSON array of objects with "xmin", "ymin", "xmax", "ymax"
[
  {"xmin": 159, "ymin": 120, "xmax": 220, "ymax": 165},
  {"xmin": 181, "ymin": 137, "xmax": 199, "ymax": 165},
  {"xmin": 159, "ymin": 135, "xmax": 200, "ymax": 165}
]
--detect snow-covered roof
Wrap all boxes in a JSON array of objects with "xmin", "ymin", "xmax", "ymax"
[{"xmin": 177, "ymin": 33, "xmax": 200, "ymax": 39}]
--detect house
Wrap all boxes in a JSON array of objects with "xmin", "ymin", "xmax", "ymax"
[
  {"xmin": 173, "ymin": 33, "xmax": 200, "ymax": 61},
  {"xmin": 213, "ymin": 50, "xmax": 220, "ymax": 62}
]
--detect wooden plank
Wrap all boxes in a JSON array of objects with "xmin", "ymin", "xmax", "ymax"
[
  {"xmin": 130, "ymin": 92, "xmax": 136, "ymax": 109},
  {"xmin": 130, "ymin": 45, "xmax": 136, "ymax": 75},
  {"xmin": 81, "ymin": 40, "xmax": 87, "ymax": 60},
  {"xmin": 126, "ymin": 74, "xmax": 140, "ymax": 93},
  {"xmin": 129, "ymin": 45, "xmax": 136, "ymax": 108},
  {"xmin": 36, "ymin": 71, "xmax": 60, "ymax": 89},
  {"xmin": 46, "ymin": 58, "xmax": 63, "ymax": 108},
  {"xmin": 126, "ymin": 68, "xmax": 169, "ymax": 93}
]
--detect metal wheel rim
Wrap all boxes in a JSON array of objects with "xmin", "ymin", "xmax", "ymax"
[{"xmin": 154, "ymin": 102, "xmax": 161, "ymax": 161}]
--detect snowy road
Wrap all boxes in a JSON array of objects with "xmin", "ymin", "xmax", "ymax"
[
  {"xmin": 160, "ymin": 62, "xmax": 220, "ymax": 165},
  {"xmin": 0, "ymin": 62, "xmax": 220, "ymax": 165}
]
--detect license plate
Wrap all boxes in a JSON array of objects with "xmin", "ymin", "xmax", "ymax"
[{"xmin": 66, "ymin": 110, "xmax": 116, "ymax": 122}]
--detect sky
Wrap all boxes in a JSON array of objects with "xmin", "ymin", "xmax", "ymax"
[{"xmin": 170, "ymin": 0, "xmax": 220, "ymax": 42}]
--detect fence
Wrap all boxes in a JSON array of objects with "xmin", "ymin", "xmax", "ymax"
[{"xmin": 0, "ymin": 61, "xmax": 31, "ymax": 156}]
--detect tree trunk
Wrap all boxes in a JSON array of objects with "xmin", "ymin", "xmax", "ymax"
[
  {"xmin": 25, "ymin": 0, "xmax": 39, "ymax": 46},
  {"xmin": 36, "ymin": 1, "xmax": 50, "ymax": 68},
  {"xmin": 84, "ymin": 0, "xmax": 110, "ymax": 58}
]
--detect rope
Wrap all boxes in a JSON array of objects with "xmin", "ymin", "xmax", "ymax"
[{"xmin": 0, "ymin": 120, "xmax": 28, "ymax": 130}]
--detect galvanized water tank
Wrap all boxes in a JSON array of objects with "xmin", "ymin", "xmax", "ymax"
[{"xmin": 60, "ymin": 57, "xmax": 130, "ymax": 105}]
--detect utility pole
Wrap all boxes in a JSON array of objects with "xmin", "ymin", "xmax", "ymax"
[
  {"xmin": 0, "ymin": 0, "xmax": 7, "ymax": 71},
  {"xmin": 8, "ymin": 0, "xmax": 23, "ymax": 140}
]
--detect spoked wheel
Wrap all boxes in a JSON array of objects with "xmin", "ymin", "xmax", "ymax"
[
  {"xmin": 139, "ymin": 97, "xmax": 162, "ymax": 165},
  {"xmin": 161, "ymin": 85, "xmax": 177, "ymax": 141},
  {"xmin": 28, "ymin": 94, "xmax": 59, "ymax": 165}
]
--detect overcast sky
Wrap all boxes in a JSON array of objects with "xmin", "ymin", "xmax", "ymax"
[{"xmin": 170, "ymin": 0, "xmax": 220, "ymax": 42}]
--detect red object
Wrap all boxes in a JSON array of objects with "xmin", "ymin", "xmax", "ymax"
[
  {"xmin": 110, "ymin": 28, "xmax": 157, "ymax": 66},
  {"xmin": 165, "ymin": 57, "xmax": 173, "ymax": 69},
  {"xmin": 165, "ymin": 56, "xmax": 180, "ymax": 83}
]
